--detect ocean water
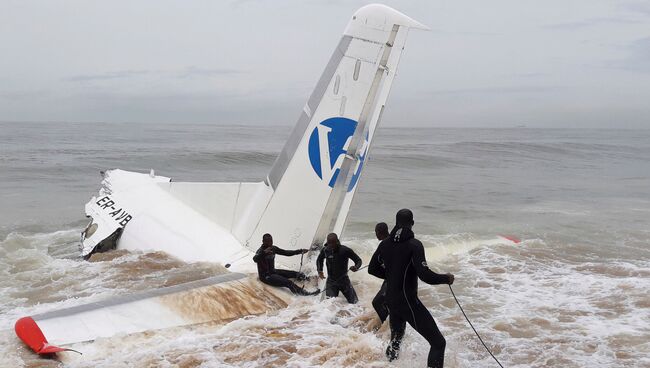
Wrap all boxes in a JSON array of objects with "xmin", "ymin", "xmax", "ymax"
[{"xmin": 0, "ymin": 122, "xmax": 649, "ymax": 367}]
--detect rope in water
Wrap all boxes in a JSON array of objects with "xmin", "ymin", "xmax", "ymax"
[
  {"xmin": 223, "ymin": 253, "xmax": 251, "ymax": 268},
  {"xmin": 302, "ymin": 251, "xmax": 502, "ymax": 366},
  {"xmin": 298, "ymin": 252, "xmax": 304, "ymax": 274},
  {"xmin": 297, "ymin": 252, "xmax": 306, "ymax": 289},
  {"xmin": 448, "ymin": 284, "xmax": 504, "ymax": 368},
  {"xmin": 275, "ymin": 252, "xmax": 503, "ymax": 367}
]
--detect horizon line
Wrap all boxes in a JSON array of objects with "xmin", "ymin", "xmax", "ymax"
[{"xmin": 1, "ymin": 120, "xmax": 648, "ymax": 130}]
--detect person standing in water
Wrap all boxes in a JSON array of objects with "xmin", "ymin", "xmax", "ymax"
[
  {"xmin": 371, "ymin": 222, "xmax": 390, "ymax": 325},
  {"xmin": 316, "ymin": 233, "xmax": 363, "ymax": 303},
  {"xmin": 253, "ymin": 233, "xmax": 320, "ymax": 296},
  {"xmin": 368, "ymin": 209, "xmax": 454, "ymax": 368}
]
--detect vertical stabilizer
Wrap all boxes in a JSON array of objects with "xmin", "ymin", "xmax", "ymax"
[{"xmin": 240, "ymin": 5, "xmax": 427, "ymax": 253}]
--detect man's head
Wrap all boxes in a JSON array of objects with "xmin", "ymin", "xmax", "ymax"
[
  {"xmin": 326, "ymin": 233, "xmax": 340, "ymax": 248},
  {"xmin": 375, "ymin": 222, "xmax": 389, "ymax": 241},
  {"xmin": 262, "ymin": 233, "xmax": 273, "ymax": 247},
  {"xmin": 395, "ymin": 209, "xmax": 414, "ymax": 228}
]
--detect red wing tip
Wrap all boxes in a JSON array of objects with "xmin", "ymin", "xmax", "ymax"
[
  {"xmin": 498, "ymin": 234, "xmax": 522, "ymax": 244},
  {"xmin": 14, "ymin": 316, "xmax": 67, "ymax": 355}
]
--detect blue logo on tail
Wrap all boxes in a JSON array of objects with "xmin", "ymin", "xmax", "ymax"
[{"xmin": 307, "ymin": 117, "xmax": 368, "ymax": 192}]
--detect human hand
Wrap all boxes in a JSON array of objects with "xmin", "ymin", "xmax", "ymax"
[
  {"xmin": 349, "ymin": 266, "xmax": 359, "ymax": 272},
  {"xmin": 264, "ymin": 247, "xmax": 274, "ymax": 254},
  {"xmin": 318, "ymin": 271, "xmax": 325, "ymax": 280},
  {"xmin": 447, "ymin": 273, "xmax": 455, "ymax": 285}
]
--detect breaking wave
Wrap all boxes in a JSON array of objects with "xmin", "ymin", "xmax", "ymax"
[{"xmin": 1, "ymin": 229, "xmax": 649, "ymax": 367}]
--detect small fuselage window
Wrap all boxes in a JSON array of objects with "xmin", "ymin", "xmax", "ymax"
[
  {"xmin": 333, "ymin": 75, "xmax": 340, "ymax": 95},
  {"xmin": 353, "ymin": 60, "xmax": 361, "ymax": 81}
]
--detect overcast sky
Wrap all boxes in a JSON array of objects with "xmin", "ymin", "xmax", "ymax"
[{"xmin": 1, "ymin": 0, "xmax": 649, "ymax": 128}]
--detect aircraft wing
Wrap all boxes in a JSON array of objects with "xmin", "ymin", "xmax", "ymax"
[{"xmin": 15, "ymin": 273, "xmax": 291, "ymax": 354}]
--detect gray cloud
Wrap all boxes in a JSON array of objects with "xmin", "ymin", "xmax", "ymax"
[
  {"xmin": 177, "ymin": 67, "xmax": 244, "ymax": 79},
  {"xmin": 66, "ymin": 70, "xmax": 153, "ymax": 82},
  {"xmin": 0, "ymin": 90, "xmax": 50, "ymax": 101},
  {"xmin": 431, "ymin": 28, "xmax": 501, "ymax": 36},
  {"xmin": 621, "ymin": 2, "xmax": 650, "ymax": 17},
  {"xmin": 541, "ymin": 17, "xmax": 644, "ymax": 30},
  {"xmin": 621, "ymin": 37, "xmax": 650, "ymax": 72},
  {"xmin": 426, "ymin": 85, "xmax": 561, "ymax": 96},
  {"xmin": 66, "ymin": 67, "xmax": 244, "ymax": 83},
  {"xmin": 598, "ymin": 37, "xmax": 650, "ymax": 73},
  {"xmin": 504, "ymin": 72, "xmax": 550, "ymax": 79},
  {"xmin": 1, "ymin": 0, "xmax": 650, "ymax": 128}
]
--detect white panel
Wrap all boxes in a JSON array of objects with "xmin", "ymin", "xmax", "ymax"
[
  {"xmin": 346, "ymin": 38, "xmax": 382, "ymax": 64},
  {"xmin": 161, "ymin": 182, "xmax": 240, "ymax": 230}
]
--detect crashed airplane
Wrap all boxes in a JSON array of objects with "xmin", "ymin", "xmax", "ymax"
[{"xmin": 15, "ymin": 4, "xmax": 429, "ymax": 355}]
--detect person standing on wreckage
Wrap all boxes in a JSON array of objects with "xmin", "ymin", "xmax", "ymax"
[
  {"xmin": 253, "ymin": 233, "xmax": 320, "ymax": 296},
  {"xmin": 316, "ymin": 233, "xmax": 363, "ymax": 303},
  {"xmin": 368, "ymin": 209, "xmax": 455, "ymax": 368}
]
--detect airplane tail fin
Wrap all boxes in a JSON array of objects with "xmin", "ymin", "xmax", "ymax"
[{"xmin": 242, "ymin": 5, "xmax": 428, "ymax": 251}]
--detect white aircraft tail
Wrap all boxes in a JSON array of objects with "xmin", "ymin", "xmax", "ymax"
[{"xmin": 241, "ymin": 4, "xmax": 427, "ymax": 251}]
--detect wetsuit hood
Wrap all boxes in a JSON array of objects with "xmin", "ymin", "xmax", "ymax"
[{"xmin": 395, "ymin": 208, "xmax": 414, "ymax": 226}]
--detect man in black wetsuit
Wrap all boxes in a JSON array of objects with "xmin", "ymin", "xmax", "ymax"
[
  {"xmin": 371, "ymin": 222, "xmax": 390, "ymax": 325},
  {"xmin": 316, "ymin": 233, "xmax": 363, "ymax": 304},
  {"xmin": 253, "ymin": 233, "xmax": 319, "ymax": 296},
  {"xmin": 368, "ymin": 209, "xmax": 454, "ymax": 368}
]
